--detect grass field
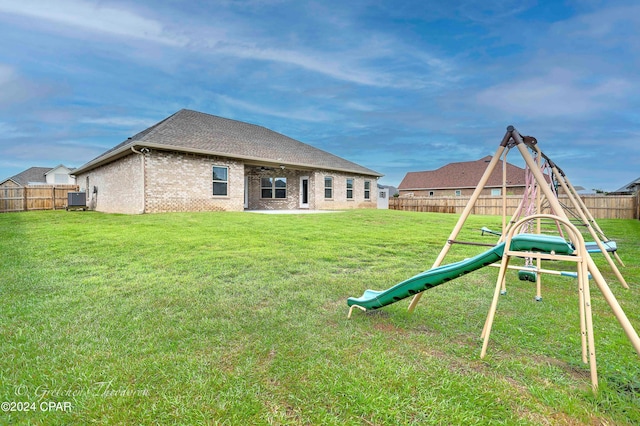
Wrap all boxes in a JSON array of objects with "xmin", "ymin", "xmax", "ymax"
[{"xmin": 1, "ymin": 209, "xmax": 639, "ymax": 425}]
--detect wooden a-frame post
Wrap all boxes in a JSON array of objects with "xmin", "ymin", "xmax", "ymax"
[
  {"xmin": 407, "ymin": 130, "xmax": 513, "ymax": 312},
  {"xmin": 508, "ymin": 127, "xmax": 640, "ymax": 357},
  {"xmin": 406, "ymin": 125, "xmax": 640, "ymax": 391}
]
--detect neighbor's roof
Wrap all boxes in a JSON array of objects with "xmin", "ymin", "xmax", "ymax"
[
  {"xmin": 399, "ymin": 156, "xmax": 527, "ymax": 190},
  {"xmin": 73, "ymin": 109, "xmax": 383, "ymax": 177},
  {"xmin": 611, "ymin": 177, "xmax": 640, "ymax": 194},
  {"xmin": 4, "ymin": 167, "xmax": 52, "ymax": 186}
]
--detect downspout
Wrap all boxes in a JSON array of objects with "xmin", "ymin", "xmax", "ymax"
[{"xmin": 131, "ymin": 146, "xmax": 147, "ymax": 214}]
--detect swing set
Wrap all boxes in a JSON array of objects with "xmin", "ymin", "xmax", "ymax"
[{"xmin": 348, "ymin": 126, "xmax": 639, "ymax": 392}]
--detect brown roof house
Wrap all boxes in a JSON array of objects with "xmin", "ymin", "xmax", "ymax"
[
  {"xmin": 72, "ymin": 109, "xmax": 383, "ymax": 214},
  {"xmin": 398, "ymin": 156, "xmax": 527, "ymax": 197}
]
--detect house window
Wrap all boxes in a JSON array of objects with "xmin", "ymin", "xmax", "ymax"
[
  {"xmin": 213, "ymin": 166, "xmax": 228, "ymax": 196},
  {"xmin": 491, "ymin": 188, "xmax": 501, "ymax": 196},
  {"xmin": 364, "ymin": 181, "xmax": 371, "ymax": 200},
  {"xmin": 346, "ymin": 178, "xmax": 354, "ymax": 199},
  {"xmin": 429, "ymin": 191, "xmax": 434, "ymax": 197},
  {"xmin": 261, "ymin": 177, "xmax": 287, "ymax": 199},
  {"xmin": 324, "ymin": 177, "xmax": 333, "ymax": 199},
  {"xmin": 455, "ymin": 190, "xmax": 462, "ymax": 196}
]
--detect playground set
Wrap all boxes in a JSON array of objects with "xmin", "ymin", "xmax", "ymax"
[{"xmin": 347, "ymin": 126, "xmax": 639, "ymax": 392}]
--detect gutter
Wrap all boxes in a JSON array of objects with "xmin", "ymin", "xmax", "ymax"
[
  {"xmin": 72, "ymin": 141, "xmax": 383, "ymax": 178},
  {"xmin": 130, "ymin": 146, "xmax": 148, "ymax": 214}
]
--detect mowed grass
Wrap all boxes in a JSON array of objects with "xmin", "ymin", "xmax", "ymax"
[{"xmin": 1, "ymin": 209, "xmax": 639, "ymax": 425}]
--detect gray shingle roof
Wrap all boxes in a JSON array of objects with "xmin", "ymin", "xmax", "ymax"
[
  {"xmin": 74, "ymin": 109, "xmax": 382, "ymax": 177},
  {"xmin": 6, "ymin": 167, "xmax": 52, "ymax": 186},
  {"xmin": 611, "ymin": 177, "xmax": 640, "ymax": 194}
]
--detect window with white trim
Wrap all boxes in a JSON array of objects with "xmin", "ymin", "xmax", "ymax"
[
  {"xmin": 213, "ymin": 166, "xmax": 228, "ymax": 196},
  {"xmin": 261, "ymin": 177, "xmax": 287, "ymax": 198},
  {"xmin": 364, "ymin": 180, "xmax": 371, "ymax": 200},
  {"xmin": 346, "ymin": 178, "xmax": 354, "ymax": 199},
  {"xmin": 324, "ymin": 177, "xmax": 333, "ymax": 199},
  {"xmin": 429, "ymin": 191, "xmax": 434, "ymax": 197},
  {"xmin": 455, "ymin": 190, "xmax": 462, "ymax": 196},
  {"xmin": 491, "ymin": 188, "xmax": 501, "ymax": 196}
]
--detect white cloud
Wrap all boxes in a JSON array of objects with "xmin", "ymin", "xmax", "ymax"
[
  {"xmin": 0, "ymin": 64, "xmax": 14, "ymax": 84},
  {"xmin": 560, "ymin": 4, "xmax": 640, "ymax": 40},
  {"xmin": 80, "ymin": 116, "xmax": 156, "ymax": 128},
  {"xmin": 216, "ymin": 94, "xmax": 338, "ymax": 123},
  {"xmin": 0, "ymin": 0, "xmax": 187, "ymax": 46},
  {"xmin": 456, "ymin": 0, "xmax": 536, "ymax": 23},
  {"xmin": 476, "ymin": 68, "xmax": 632, "ymax": 118},
  {"xmin": 0, "ymin": 122, "xmax": 28, "ymax": 138},
  {"xmin": 0, "ymin": 0, "xmax": 451, "ymax": 89},
  {"xmin": 213, "ymin": 42, "xmax": 393, "ymax": 88},
  {"xmin": 0, "ymin": 64, "xmax": 47, "ymax": 107}
]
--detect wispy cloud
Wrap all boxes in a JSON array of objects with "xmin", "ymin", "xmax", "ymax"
[
  {"xmin": 216, "ymin": 94, "xmax": 338, "ymax": 123},
  {"xmin": 0, "ymin": 121, "xmax": 28, "ymax": 138},
  {"xmin": 456, "ymin": 0, "xmax": 536, "ymax": 23},
  {"xmin": 0, "ymin": 0, "xmax": 638, "ymax": 191},
  {"xmin": 0, "ymin": 0, "xmax": 187, "ymax": 46},
  {"xmin": 0, "ymin": 0, "xmax": 452, "ymax": 89},
  {"xmin": 80, "ymin": 116, "xmax": 157, "ymax": 129},
  {"xmin": 559, "ymin": 4, "xmax": 640, "ymax": 41},
  {"xmin": 0, "ymin": 63, "xmax": 49, "ymax": 107},
  {"xmin": 476, "ymin": 68, "xmax": 631, "ymax": 117},
  {"xmin": 215, "ymin": 43, "xmax": 390, "ymax": 87}
]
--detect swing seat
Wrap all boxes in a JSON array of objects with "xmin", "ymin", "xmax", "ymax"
[{"xmin": 518, "ymin": 269, "xmax": 537, "ymax": 282}]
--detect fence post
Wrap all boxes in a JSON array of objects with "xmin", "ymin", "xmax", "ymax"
[{"xmin": 23, "ymin": 187, "xmax": 28, "ymax": 211}]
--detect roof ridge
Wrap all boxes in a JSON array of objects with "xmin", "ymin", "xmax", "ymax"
[
  {"xmin": 72, "ymin": 109, "xmax": 382, "ymax": 177},
  {"xmin": 131, "ymin": 109, "xmax": 185, "ymax": 141}
]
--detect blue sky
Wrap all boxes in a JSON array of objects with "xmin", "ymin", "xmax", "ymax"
[{"xmin": 0, "ymin": 0, "xmax": 638, "ymax": 191}]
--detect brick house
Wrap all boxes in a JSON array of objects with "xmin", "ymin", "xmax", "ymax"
[
  {"xmin": 398, "ymin": 156, "xmax": 527, "ymax": 197},
  {"xmin": 72, "ymin": 109, "xmax": 383, "ymax": 214}
]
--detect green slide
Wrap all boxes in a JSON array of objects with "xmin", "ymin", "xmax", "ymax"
[{"xmin": 347, "ymin": 234, "xmax": 573, "ymax": 311}]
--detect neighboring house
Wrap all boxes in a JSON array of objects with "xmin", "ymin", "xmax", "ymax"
[
  {"xmin": 0, "ymin": 165, "xmax": 76, "ymax": 188},
  {"xmin": 398, "ymin": 156, "xmax": 527, "ymax": 197},
  {"xmin": 72, "ymin": 109, "xmax": 383, "ymax": 214},
  {"xmin": 45, "ymin": 165, "xmax": 76, "ymax": 185},
  {"xmin": 610, "ymin": 177, "xmax": 640, "ymax": 195}
]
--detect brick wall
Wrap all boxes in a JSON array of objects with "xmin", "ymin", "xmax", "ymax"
[
  {"xmin": 76, "ymin": 150, "xmax": 378, "ymax": 213},
  {"xmin": 246, "ymin": 166, "xmax": 302, "ymax": 210},
  {"xmin": 145, "ymin": 150, "xmax": 244, "ymax": 213},
  {"xmin": 313, "ymin": 170, "xmax": 378, "ymax": 210},
  {"xmin": 75, "ymin": 153, "xmax": 145, "ymax": 214}
]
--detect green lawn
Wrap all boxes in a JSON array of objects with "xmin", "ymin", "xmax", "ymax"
[{"xmin": 1, "ymin": 209, "xmax": 639, "ymax": 425}]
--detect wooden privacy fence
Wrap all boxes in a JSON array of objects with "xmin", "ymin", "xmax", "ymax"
[
  {"xmin": 389, "ymin": 194, "xmax": 639, "ymax": 220},
  {"xmin": 0, "ymin": 185, "xmax": 80, "ymax": 213}
]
